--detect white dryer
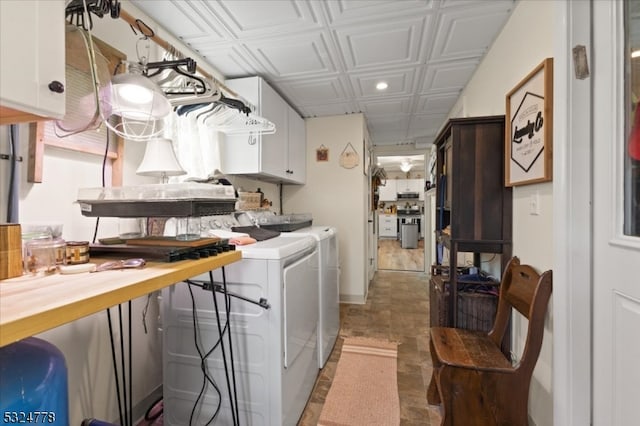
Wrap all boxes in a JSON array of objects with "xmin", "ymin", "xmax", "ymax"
[
  {"xmin": 280, "ymin": 226, "xmax": 339, "ymax": 368},
  {"xmin": 162, "ymin": 234, "xmax": 319, "ymax": 426}
]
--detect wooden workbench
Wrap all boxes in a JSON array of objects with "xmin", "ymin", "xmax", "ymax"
[{"xmin": 0, "ymin": 250, "xmax": 241, "ymax": 347}]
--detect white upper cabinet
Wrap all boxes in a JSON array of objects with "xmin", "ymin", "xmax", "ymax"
[
  {"xmin": 396, "ymin": 179, "xmax": 424, "ymax": 200},
  {"xmin": 378, "ymin": 180, "xmax": 397, "ymax": 201},
  {"xmin": 220, "ymin": 76, "xmax": 306, "ymax": 184},
  {"xmin": 0, "ymin": 0, "xmax": 66, "ymax": 124},
  {"xmin": 287, "ymin": 107, "xmax": 306, "ymax": 184},
  {"xmin": 397, "ymin": 179, "xmax": 422, "ymax": 193}
]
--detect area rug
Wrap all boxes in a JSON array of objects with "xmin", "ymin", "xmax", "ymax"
[{"xmin": 318, "ymin": 337, "xmax": 400, "ymax": 426}]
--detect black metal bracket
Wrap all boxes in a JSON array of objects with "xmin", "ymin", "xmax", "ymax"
[
  {"xmin": 188, "ymin": 279, "xmax": 271, "ymax": 310},
  {"xmin": 65, "ymin": 0, "xmax": 121, "ymax": 30},
  {"xmin": 143, "ymin": 58, "xmax": 209, "ymax": 96},
  {"xmin": 208, "ymin": 282, "xmax": 271, "ymax": 310},
  {"xmin": 0, "ymin": 154, "xmax": 23, "ymax": 162},
  {"xmin": 146, "ymin": 59, "xmax": 197, "ymax": 76}
]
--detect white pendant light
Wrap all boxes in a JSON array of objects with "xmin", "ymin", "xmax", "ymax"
[
  {"xmin": 400, "ymin": 160, "xmax": 412, "ymax": 173},
  {"xmin": 101, "ymin": 62, "xmax": 172, "ymax": 141},
  {"xmin": 110, "ymin": 73, "xmax": 171, "ymax": 120},
  {"xmin": 136, "ymin": 138, "xmax": 186, "ymax": 183}
]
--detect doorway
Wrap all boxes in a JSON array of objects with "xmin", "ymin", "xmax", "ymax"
[
  {"xmin": 374, "ymin": 153, "xmax": 431, "ymax": 272},
  {"xmin": 377, "ymin": 238, "xmax": 424, "ymax": 271}
]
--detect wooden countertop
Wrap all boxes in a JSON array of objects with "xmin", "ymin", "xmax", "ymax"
[{"xmin": 0, "ymin": 250, "xmax": 241, "ymax": 347}]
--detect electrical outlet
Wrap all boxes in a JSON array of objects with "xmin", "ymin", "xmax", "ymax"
[{"xmin": 529, "ymin": 192, "xmax": 540, "ymax": 216}]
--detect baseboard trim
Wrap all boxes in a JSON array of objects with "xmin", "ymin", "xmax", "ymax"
[
  {"xmin": 340, "ymin": 294, "xmax": 366, "ymax": 304},
  {"xmin": 133, "ymin": 386, "xmax": 162, "ymax": 425}
]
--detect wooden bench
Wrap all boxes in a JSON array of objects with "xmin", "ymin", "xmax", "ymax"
[{"xmin": 427, "ymin": 256, "xmax": 552, "ymax": 426}]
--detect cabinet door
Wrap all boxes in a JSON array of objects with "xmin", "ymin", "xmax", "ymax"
[
  {"xmin": 259, "ymin": 80, "xmax": 288, "ymax": 179},
  {"xmin": 396, "ymin": 179, "xmax": 409, "ymax": 192},
  {"xmin": 221, "ymin": 76, "xmax": 303, "ymax": 183},
  {"xmin": 220, "ymin": 77, "xmax": 284, "ymax": 179},
  {"xmin": 219, "ymin": 77, "xmax": 260, "ymax": 175},
  {"xmin": 409, "ymin": 179, "xmax": 423, "ymax": 193},
  {"xmin": 378, "ymin": 214, "xmax": 397, "ymax": 237},
  {"xmin": 220, "ymin": 132, "xmax": 261, "ymax": 175},
  {"xmin": 378, "ymin": 216, "xmax": 396, "ymax": 237},
  {"xmin": 388, "ymin": 216, "xmax": 398, "ymax": 234},
  {"xmin": 0, "ymin": 0, "xmax": 65, "ymax": 124},
  {"xmin": 286, "ymin": 106, "xmax": 306, "ymax": 184},
  {"xmin": 378, "ymin": 180, "xmax": 397, "ymax": 201},
  {"xmin": 397, "ymin": 179, "xmax": 422, "ymax": 193}
]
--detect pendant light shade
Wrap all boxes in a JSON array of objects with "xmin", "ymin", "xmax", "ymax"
[
  {"xmin": 136, "ymin": 138, "xmax": 186, "ymax": 183},
  {"xmin": 100, "ymin": 62, "xmax": 172, "ymax": 141},
  {"xmin": 400, "ymin": 160, "xmax": 412, "ymax": 173},
  {"xmin": 110, "ymin": 73, "xmax": 171, "ymax": 120}
]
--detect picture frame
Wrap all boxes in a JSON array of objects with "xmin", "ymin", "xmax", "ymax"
[
  {"xmin": 316, "ymin": 145, "xmax": 329, "ymax": 162},
  {"xmin": 505, "ymin": 57, "xmax": 553, "ymax": 186}
]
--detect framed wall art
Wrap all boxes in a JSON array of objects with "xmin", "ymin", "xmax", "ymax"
[
  {"xmin": 316, "ymin": 145, "xmax": 329, "ymax": 162},
  {"xmin": 505, "ymin": 57, "xmax": 553, "ymax": 186}
]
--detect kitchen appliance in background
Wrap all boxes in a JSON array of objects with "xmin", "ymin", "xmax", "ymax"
[
  {"xmin": 279, "ymin": 225, "xmax": 339, "ymax": 369},
  {"xmin": 237, "ymin": 211, "xmax": 339, "ymax": 369},
  {"xmin": 162, "ymin": 213, "xmax": 319, "ymax": 426},
  {"xmin": 239, "ymin": 211, "xmax": 340, "ymax": 369},
  {"xmin": 401, "ymin": 223, "xmax": 419, "ymax": 249},
  {"xmin": 396, "ymin": 208, "xmax": 422, "ymax": 243},
  {"xmin": 396, "ymin": 191, "xmax": 420, "ymax": 200}
]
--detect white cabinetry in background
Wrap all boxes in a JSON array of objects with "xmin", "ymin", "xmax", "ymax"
[
  {"xmin": 0, "ymin": 0, "xmax": 66, "ymax": 125},
  {"xmin": 378, "ymin": 214, "xmax": 397, "ymax": 238},
  {"xmin": 397, "ymin": 179, "xmax": 424, "ymax": 199},
  {"xmin": 378, "ymin": 180, "xmax": 397, "ymax": 201},
  {"xmin": 221, "ymin": 76, "xmax": 306, "ymax": 184}
]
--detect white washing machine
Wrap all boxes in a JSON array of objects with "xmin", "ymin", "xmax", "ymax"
[
  {"xmin": 280, "ymin": 226, "xmax": 340, "ymax": 368},
  {"xmin": 162, "ymin": 230, "xmax": 319, "ymax": 426}
]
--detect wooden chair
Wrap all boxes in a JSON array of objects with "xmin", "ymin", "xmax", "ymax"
[{"xmin": 427, "ymin": 256, "xmax": 552, "ymax": 426}]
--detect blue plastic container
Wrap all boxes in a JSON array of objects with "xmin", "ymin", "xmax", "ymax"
[{"xmin": 0, "ymin": 337, "xmax": 69, "ymax": 425}]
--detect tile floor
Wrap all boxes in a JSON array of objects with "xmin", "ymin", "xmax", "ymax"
[{"xmin": 298, "ymin": 270, "xmax": 441, "ymax": 426}]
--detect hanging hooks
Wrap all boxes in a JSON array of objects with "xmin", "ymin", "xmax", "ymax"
[
  {"xmin": 65, "ymin": 0, "xmax": 120, "ymax": 30},
  {"xmin": 129, "ymin": 18, "xmax": 155, "ymax": 39},
  {"xmin": 128, "ymin": 18, "xmax": 155, "ymax": 64}
]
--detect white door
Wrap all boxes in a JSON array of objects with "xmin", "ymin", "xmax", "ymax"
[{"xmin": 592, "ymin": 1, "xmax": 640, "ymax": 424}]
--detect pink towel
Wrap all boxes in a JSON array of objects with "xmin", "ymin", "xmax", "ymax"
[{"xmin": 229, "ymin": 236, "xmax": 257, "ymax": 245}]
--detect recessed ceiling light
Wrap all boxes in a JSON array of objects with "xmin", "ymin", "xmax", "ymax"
[{"xmin": 376, "ymin": 81, "xmax": 388, "ymax": 91}]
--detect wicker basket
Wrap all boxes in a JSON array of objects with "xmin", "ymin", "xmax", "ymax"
[{"xmin": 429, "ymin": 275, "xmax": 498, "ymax": 332}]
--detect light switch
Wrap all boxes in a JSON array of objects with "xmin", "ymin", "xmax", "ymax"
[{"xmin": 529, "ymin": 191, "xmax": 540, "ymax": 216}]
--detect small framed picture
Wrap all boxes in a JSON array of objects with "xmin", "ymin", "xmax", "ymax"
[
  {"xmin": 505, "ymin": 58, "xmax": 553, "ymax": 186},
  {"xmin": 316, "ymin": 145, "xmax": 329, "ymax": 162}
]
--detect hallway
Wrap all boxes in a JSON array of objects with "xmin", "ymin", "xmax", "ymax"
[{"xmin": 299, "ymin": 270, "xmax": 441, "ymax": 425}]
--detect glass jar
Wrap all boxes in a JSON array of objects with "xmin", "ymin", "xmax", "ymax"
[
  {"xmin": 66, "ymin": 241, "xmax": 90, "ymax": 265},
  {"xmin": 176, "ymin": 217, "xmax": 201, "ymax": 241},
  {"xmin": 24, "ymin": 239, "xmax": 57, "ymax": 275},
  {"xmin": 118, "ymin": 218, "xmax": 147, "ymax": 239},
  {"xmin": 51, "ymin": 237, "xmax": 66, "ymax": 265}
]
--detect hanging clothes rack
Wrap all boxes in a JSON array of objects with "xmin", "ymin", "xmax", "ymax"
[
  {"xmin": 118, "ymin": 9, "xmax": 276, "ymax": 134},
  {"xmin": 118, "ymin": 9, "xmax": 244, "ymax": 103}
]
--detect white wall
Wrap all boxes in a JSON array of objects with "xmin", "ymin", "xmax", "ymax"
[
  {"xmin": 283, "ymin": 114, "xmax": 368, "ymax": 303},
  {"xmin": 449, "ymin": 1, "xmax": 555, "ymax": 424}
]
